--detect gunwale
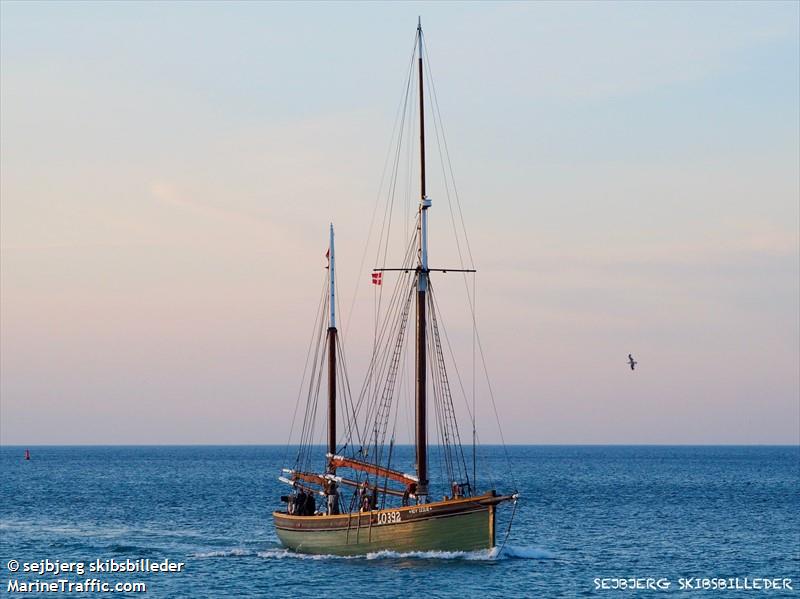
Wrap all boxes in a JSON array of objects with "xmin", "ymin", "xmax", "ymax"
[{"xmin": 273, "ymin": 491, "xmax": 512, "ymax": 532}]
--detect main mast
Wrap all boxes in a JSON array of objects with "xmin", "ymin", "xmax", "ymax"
[
  {"xmin": 328, "ymin": 223, "xmax": 337, "ymax": 455},
  {"xmin": 415, "ymin": 19, "xmax": 430, "ymax": 501}
]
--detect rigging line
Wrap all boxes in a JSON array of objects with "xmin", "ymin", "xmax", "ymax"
[
  {"xmin": 425, "ymin": 56, "xmax": 467, "ymax": 275},
  {"xmin": 342, "ymin": 338, "xmax": 362, "ymax": 450},
  {"xmin": 367, "ymin": 83, "xmax": 416, "ymax": 415},
  {"xmin": 429, "ymin": 323, "xmax": 451, "ymax": 489},
  {"xmin": 286, "ymin": 277, "xmax": 328, "ymax": 469},
  {"xmin": 425, "ymin": 288, "xmax": 453, "ymax": 486},
  {"xmin": 336, "ymin": 359, "xmax": 352, "ymax": 454},
  {"xmin": 473, "ymin": 273, "xmax": 477, "ymax": 489},
  {"xmin": 424, "ymin": 45, "xmax": 490, "ymax": 435},
  {"xmin": 336, "ymin": 337, "xmax": 362, "ymax": 451},
  {"xmin": 366, "ymin": 316, "xmax": 404, "ymax": 428},
  {"xmin": 474, "ymin": 324, "xmax": 516, "ymax": 491},
  {"xmin": 422, "ymin": 31, "xmax": 475, "ymax": 269},
  {"xmin": 402, "ymin": 318, "xmax": 412, "ymax": 447},
  {"xmin": 374, "ymin": 42, "xmax": 417, "ymax": 326},
  {"xmin": 356, "ymin": 265, "xmax": 413, "ymax": 417},
  {"xmin": 373, "ymin": 103, "xmax": 409, "ymax": 327},
  {"xmin": 351, "ymin": 232, "xmax": 417, "ymax": 423},
  {"xmin": 422, "ymin": 37, "xmax": 482, "ymax": 351},
  {"xmin": 380, "ymin": 439, "xmax": 395, "ymax": 510},
  {"xmin": 368, "ymin": 84, "xmax": 411, "ymax": 412},
  {"xmin": 434, "ymin": 297, "xmax": 475, "ymax": 425},
  {"xmin": 352, "ymin": 221, "xmax": 417, "ymax": 464},
  {"xmin": 375, "ymin": 354, "xmax": 402, "ymax": 480},
  {"xmin": 333, "ymin": 276, "xmax": 365, "ymax": 450},
  {"xmin": 427, "ymin": 294, "xmax": 451, "ymax": 482},
  {"xmin": 423, "ymin": 46, "xmax": 484, "ymax": 456},
  {"xmin": 404, "ymin": 53, "xmax": 418, "ymax": 245},
  {"xmin": 300, "ymin": 288, "xmax": 329, "ymax": 467},
  {"xmin": 370, "ymin": 256, "xmax": 415, "ymax": 457},
  {"xmin": 419, "ymin": 41, "xmax": 477, "ymax": 432},
  {"xmin": 343, "ymin": 37, "xmax": 418, "ymax": 340},
  {"xmin": 297, "ymin": 326, "xmax": 323, "ymax": 470},
  {"xmin": 428, "ymin": 285, "xmax": 470, "ymax": 485},
  {"xmin": 405, "ymin": 85, "xmax": 416, "ymax": 242},
  {"xmin": 390, "ymin": 393, "xmax": 405, "ymax": 468},
  {"xmin": 422, "ymin": 32, "xmax": 476, "ymax": 364},
  {"xmin": 307, "ymin": 327, "xmax": 328, "ymax": 469},
  {"xmin": 369, "ymin": 285, "xmax": 414, "ymax": 468},
  {"xmin": 331, "ymin": 274, "xmax": 353, "ymax": 447},
  {"xmin": 372, "ymin": 273, "xmax": 378, "ymax": 415},
  {"xmin": 429, "ymin": 280, "xmax": 474, "ymax": 421},
  {"xmin": 358, "ymin": 282, "xmax": 413, "ymax": 457},
  {"xmin": 418, "ymin": 41, "xmax": 477, "ymax": 370},
  {"xmin": 359, "ymin": 268, "xmax": 409, "ymax": 408},
  {"xmin": 297, "ymin": 321, "xmax": 322, "ymax": 469},
  {"xmin": 422, "ymin": 34, "xmax": 514, "ymax": 490},
  {"xmin": 428, "ymin": 331, "xmax": 445, "ymax": 491},
  {"xmin": 364, "ymin": 276, "xmax": 413, "ymax": 463},
  {"xmin": 391, "ymin": 340, "xmax": 407, "ymax": 451},
  {"xmin": 420, "ymin": 39, "xmax": 480, "ymax": 481},
  {"xmin": 431, "ymin": 295, "xmax": 470, "ymax": 484},
  {"xmin": 496, "ymin": 496, "xmax": 519, "ymax": 556}
]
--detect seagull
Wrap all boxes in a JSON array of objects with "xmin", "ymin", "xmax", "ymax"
[{"xmin": 628, "ymin": 354, "xmax": 637, "ymax": 371}]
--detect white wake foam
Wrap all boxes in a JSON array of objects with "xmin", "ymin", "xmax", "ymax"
[
  {"xmin": 256, "ymin": 549, "xmax": 357, "ymax": 560},
  {"xmin": 365, "ymin": 549, "xmax": 493, "ymax": 561},
  {"xmin": 251, "ymin": 545, "xmax": 554, "ymax": 561},
  {"xmin": 193, "ymin": 548, "xmax": 253, "ymax": 558}
]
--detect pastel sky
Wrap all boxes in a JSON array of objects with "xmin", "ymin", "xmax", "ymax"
[{"xmin": 1, "ymin": 1, "xmax": 798, "ymax": 445}]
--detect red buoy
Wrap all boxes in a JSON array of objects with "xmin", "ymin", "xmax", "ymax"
[{"xmin": 24, "ymin": 449, "xmax": 30, "ymax": 460}]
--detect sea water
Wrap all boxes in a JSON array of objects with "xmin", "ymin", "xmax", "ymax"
[{"xmin": 1, "ymin": 446, "xmax": 798, "ymax": 597}]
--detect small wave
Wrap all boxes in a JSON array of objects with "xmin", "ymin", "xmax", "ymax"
[
  {"xmin": 492, "ymin": 545, "xmax": 555, "ymax": 560},
  {"xmin": 0, "ymin": 519, "xmax": 132, "ymax": 538},
  {"xmin": 193, "ymin": 548, "xmax": 254, "ymax": 558},
  {"xmin": 108, "ymin": 544, "xmax": 157, "ymax": 554}
]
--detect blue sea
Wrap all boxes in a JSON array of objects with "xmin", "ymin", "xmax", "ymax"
[{"xmin": 1, "ymin": 446, "xmax": 798, "ymax": 598}]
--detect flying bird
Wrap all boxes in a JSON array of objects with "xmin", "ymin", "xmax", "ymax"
[{"xmin": 628, "ymin": 354, "xmax": 637, "ymax": 371}]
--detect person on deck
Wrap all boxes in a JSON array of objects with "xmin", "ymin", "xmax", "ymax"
[
  {"xmin": 305, "ymin": 491, "xmax": 316, "ymax": 516},
  {"xmin": 294, "ymin": 489, "xmax": 307, "ymax": 516},
  {"xmin": 452, "ymin": 481, "xmax": 462, "ymax": 499},
  {"xmin": 402, "ymin": 481, "xmax": 418, "ymax": 507},
  {"xmin": 358, "ymin": 481, "xmax": 370, "ymax": 512},
  {"xmin": 327, "ymin": 481, "xmax": 340, "ymax": 515}
]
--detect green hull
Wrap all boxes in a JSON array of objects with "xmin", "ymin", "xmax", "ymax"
[{"xmin": 273, "ymin": 493, "xmax": 510, "ymax": 556}]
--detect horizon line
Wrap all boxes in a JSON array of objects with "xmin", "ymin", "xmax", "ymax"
[{"xmin": 1, "ymin": 443, "xmax": 798, "ymax": 448}]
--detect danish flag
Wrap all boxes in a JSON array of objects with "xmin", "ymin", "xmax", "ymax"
[{"xmin": 371, "ymin": 271, "xmax": 383, "ymax": 286}]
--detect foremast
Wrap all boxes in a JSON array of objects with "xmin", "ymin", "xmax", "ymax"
[
  {"xmin": 328, "ymin": 223, "xmax": 337, "ymax": 455},
  {"xmin": 415, "ymin": 19, "xmax": 430, "ymax": 502}
]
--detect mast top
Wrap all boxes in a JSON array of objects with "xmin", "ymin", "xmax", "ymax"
[{"xmin": 329, "ymin": 223, "xmax": 336, "ymax": 329}]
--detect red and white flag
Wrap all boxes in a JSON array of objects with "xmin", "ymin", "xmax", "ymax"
[
  {"xmin": 325, "ymin": 248, "xmax": 330, "ymax": 269},
  {"xmin": 371, "ymin": 271, "xmax": 383, "ymax": 286}
]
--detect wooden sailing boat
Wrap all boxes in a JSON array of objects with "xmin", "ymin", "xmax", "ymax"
[{"xmin": 273, "ymin": 21, "xmax": 516, "ymax": 556}]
